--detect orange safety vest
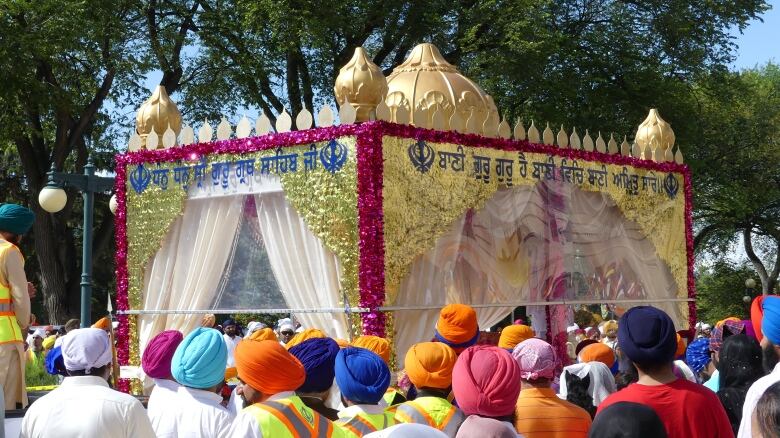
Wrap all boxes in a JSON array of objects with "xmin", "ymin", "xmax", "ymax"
[
  {"xmin": 0, "ymin": 241, "xmax": 24, "ymax": 345},
  {"xmin": 336, "ymin": 410, "xmax": 394, "ymax": 437},
  {"xmin": 246, "ymin": 395, "xmax": 336, "ymax": 437},
  {"xmin": 393, "ymin": 397, "xmax": 465, "ymax": 436}
]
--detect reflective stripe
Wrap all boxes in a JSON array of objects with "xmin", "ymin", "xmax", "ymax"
[
  {"xmin": 337, "ymin": 415, "xmax": 377, "ymax": 436},
  {"xmin": 441, "ymin": 407, "xmax": 465, "ymax": 436},
  {"xmin": 395, "ymin": 403, "xmax": 433, "ymax": 426},
  {"xmin": 259, "ymin": 400, "xmax": 316, "ymax": 437},
  {"xmin": 0, "ymin": 302, "xmax": 11, "ymax": 312}
]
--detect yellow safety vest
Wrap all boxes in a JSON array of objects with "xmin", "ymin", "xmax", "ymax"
[
  {"xmin": 245, "ymin": 395, "xmax": 337, "ymax": 437},
  {"xmin": 0, "ymin": 241, "xmax": 24, "ymax": 345},
  {"xmin": 393, "ymin": 397, "xmax": 465, "ymax": 437},
  {"xmin": 335, "ymin": 410, "xmax": 395, "ymax": 437}
]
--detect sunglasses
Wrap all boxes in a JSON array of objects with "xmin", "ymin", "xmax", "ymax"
[{"xmin": 281, "ymin": 331, "xmax": 294, "ymax": 336}]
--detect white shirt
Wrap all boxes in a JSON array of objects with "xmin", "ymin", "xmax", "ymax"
[
  {"xmin": 338, "ymin": 403, "xmax": 387, "ymax": 418},
  {"xmin": 223, "ymin": 334, "xmax": 241, "ymax": 368},
  {"xmin": 738, "ymin": 362, "xmax": 780, "ymax": 437},
  {"xmin": 147, "ymin": 378, "xmax": 180, "ymax": 428},
  {"xmin": 20, "ymin": 375, "xmax": 155, "ymax": 438},
  {"xmin": 228, "ymin": 391, "xmax": 297, "ymax": 438},
  {"xmin": 153, "ymin": 385, "xmax": 234, "ymax": 438}
]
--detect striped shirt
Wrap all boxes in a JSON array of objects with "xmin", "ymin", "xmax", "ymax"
[{"xmin": 514, "ymin": 388, "xmax": 591, "ymax": 438}]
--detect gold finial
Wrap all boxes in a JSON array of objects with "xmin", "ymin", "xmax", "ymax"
[
  {"xmin": 334, "ymin": 47, "xmax": 388, "ymax": 122},
  {"xmin": 635, "ymin": 109, "xmax": 675, "ymax": 157},
  {"xmin": 135, "ymin": 85, "xmax": 182, "ymax": 149}
]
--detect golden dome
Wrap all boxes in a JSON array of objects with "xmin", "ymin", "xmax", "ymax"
[
  {"xmin": 385, "ymin": 43, "xmax": 499, "ymax": 134},
  {"xmin": 135, "ymin": 85, "xmax": 182, "ymax": 149},
  {"xmin": 635, "ymin": 109, "xmax": 675, "ymax": 155},
  {"xmin": 334, "ymin": 47, "xmax": 388, "ymax": 122}
]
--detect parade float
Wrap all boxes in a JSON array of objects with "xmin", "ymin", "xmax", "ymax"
[{"xmin": 114, "ymin": 43, "xmax": 694, "ymax": 392}]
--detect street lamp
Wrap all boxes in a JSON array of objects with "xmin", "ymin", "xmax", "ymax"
[
  {"xmin": 744, "ymin": 278, "xmax": 757, "ymax": 316},
  {"xmin": 38, "ymin": 156, "xmax": 115, "ymax": 327}
]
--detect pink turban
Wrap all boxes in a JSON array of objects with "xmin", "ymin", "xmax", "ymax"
[
  {"xmin": 511, "ymin": 338, "xmax": 556, "ymax": 380},
  {"xmin": 452, "ymin": 345, "xmax": 521, "ymax": 417},
  {"xmin": 142, "ymin": 330, "xmax": 183, "ymax": 379}
]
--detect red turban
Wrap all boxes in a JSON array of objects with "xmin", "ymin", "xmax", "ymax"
[
  {"xmin": 452, "ymin": 345, "xmax": 521, "ymax": 417},
  {"xmin": 753, "ymin": 295, "xmax": 765, "ymax": 342},
  {"xmin": 235, "ymin": 339, "xmax": 305, "ymax": 395},
  {"xmin": 142, "ymin": 330, "xmax": 183, "ymax": 379}
]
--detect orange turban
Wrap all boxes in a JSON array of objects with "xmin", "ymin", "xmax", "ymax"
[
  {"xmin": 225, "ymin": 367, "xmax": 238, "ymax": 381},
  {"xmin": 435, "ymin": 304, "xmax": 479, "ymax": 352},
  {"xmin": 675, "ymin": 334, "xmax": 686, "ymax": 358},
  {"xmin": 335, "ymin": 338, "xmax": 350, "ymax": 348},
  {"xmin": 753, "ymin": 296, "xmax": 765, "ymax": 342},
  {"xmin": 235, "ymin": 339, "xmax": 305, "ymax": 395},
  {"xmin": 351, "ymin": 336, "xmax": 391, "ymax": 363},
  {"xmin": 579, "ymin": 342, "xmax": 615, "ymax": 368},
  {"xmin": 201, "ymin": 314, "xmax": 216, "ymax": 328},
  {"xmin": 248, "ymin": 328, "xmax": 278, "ymax": 342},
  {"xmin": 498, "ymin": 325, "xmax": 535, "ymax": 350},
  {"xmin": 405, "ymin": 342, "xmax": 457, "ymax": 389},
  {"xmin": 91, "ymin": 317, "xmax": 110, "ymax": 330},
  {"xmin": 716, "ymin": 317, "xmax": 740, "ymax": 328},
  {"xmin": 285, "ymin": 329, "xmax": 326, "ymax": 349}
]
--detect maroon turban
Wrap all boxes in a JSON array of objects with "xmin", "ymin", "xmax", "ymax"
[
  {"xmin": 452, "ymin": 345, "xmax": 521, "ymax": 417},
  {"xmin": 142, "ymin": 330, "xmax": 184, "ymax": 379}
]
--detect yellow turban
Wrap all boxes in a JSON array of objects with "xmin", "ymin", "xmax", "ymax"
[
  {"xmin": 285, "ymin": 329, "xmax": 326, "ymax": 349},
  {"xmin": 405, "ymin": 342, "xmax": 457, "ymax": 389},
  {"xmin": 351, "ymin": 335, "xmax": 391, "ymax": 363},
  {"xmin": 42, "ymin": 335, "xmax": 56, "ymax": 351},
  {"xmin": 716, "ymin": 317, "xmax": 740, "ymax": 328},
  {"xmin": 201, "ymin": 314, "xmax": 216, "ymax": 328},
  {"xmin": 248, "ymin": 328, "xmax": 278, "ymax": 342},
  {"xmin": 225, "ymin": 367, "xmax": 238, "ymax": 381},
  {"xmin": 498, "ymin": 325, "xmax": 535, "ymax": 350},
  {"xmin": 91, "ymin": 317, "xmax": 110, "ymax": 331}
]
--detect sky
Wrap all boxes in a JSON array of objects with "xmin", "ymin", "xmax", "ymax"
[{"xmin": 730, "ymin": 2, "xmax": 779, "ymax": 70}]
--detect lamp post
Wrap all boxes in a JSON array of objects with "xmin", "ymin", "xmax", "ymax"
[
  {"xmin": 744, "ymin": 278, "xmax": 757, "ymax": 316},
  {"xmin": 38, "ymin": 156, "xmax": 115, "ymax": 327}
]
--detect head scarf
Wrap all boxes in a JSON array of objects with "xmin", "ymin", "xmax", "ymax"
[
  {"xmin": 364, "ymin": 423, "xmax": 448, "ymax": 438},
  {"xmin": 752, "ymin": 296, "xmax": 766, "ymax": 342},
  {"xmin": 579, "ymin": 342, "xmax": 616, "ymax": 368},
  {"xmin": 567, "ymin": 324, "xmax": 580, "ymax": 334},
  {"xmin": 452, "ymin": 345, "xmax": 521, "ymax": 417},
  {"xmin": 511, "ymin": 338, "xmax": 556, "ymax": 381},
  {"xmin": 710, "ymin": 319, "xmax": 745, "ymax": 353},
  {"xmin": 455, "ymin": 416, "xmax": 517, "ymax": 438},
  {"xmin": 589, "ymin": 402, "xmax": 668, "ymax": 438},
  {"xmin": 575, "ymin": 339, "xmax": 599, "ymax": 357},
  {"xmin": 558, "ymin": 361, "xmax": 616, "ymax": 406},
  {"xmin": 763, "ymin": 297, "xmax": 780, "ymax": 345},
  {"xmin": 61, "ymin": 328, "xmax": 113, "ymax": 373},
  {"xmin": 45, "ymin": 346, "xmax": 67, "ymax": 376},
  {"xmin": 42, "ymin": 335, "xmax": 56, "ymax": 351},
  {"xmin": 235, "ymin": 339, "xmax": 305, "ymax": 394},
  {"xmin": 142, "ymin": 330, "xmax": 183, "ymax": 379},
  {"xmin": 289, "ymin": 337, "xmax": 340, "ymax": 393},
  {"xmin": 405, "ymin": 342, "xmax": 457, "ymax": 390},
  {"xmin": 91, "ymin": 317, "xmax": 110, "ymax": 331},
  {"xmin": 617, "ymin": 306, "xmax": 677, "ymax": 365},
  {"xmin": 170, "ymin": 327, "xmax": 227, "ymax": 388},
  {"xmin": 0, "ymin": 204, "xmax": 35, "ymax": 235},
  {"xmin": 286, "ymin": 328, "xmax": 327, "ymax": 349},
  {"xmin": 498, "ymin": 325, "xmax": 535, "ymax": 350},
  {"xmin": 685, "ymin": 337, "xmax": 711, "ymax": 373},
  {"xmin": 201, "ymin": 314, "xmax": 216, "ymax": 328},
  {"xmin": 351, "ymin": 336, "xmax": 391, "ymax": 363},
  {"xmin": 335, "ymin": 347, "xmax": 391, "ymax": 404},
  {"xmin": 434, "ymin": 304, "xmax": 479, "ymax": 352},
  {"xmin": 247, "ymin": 328, "xmax": 278, "ymax": 342}
]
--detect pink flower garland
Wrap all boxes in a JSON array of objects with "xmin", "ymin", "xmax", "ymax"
[{"xmin": 114, "ymin": 121, "xmax": 696, "ymax": 391}]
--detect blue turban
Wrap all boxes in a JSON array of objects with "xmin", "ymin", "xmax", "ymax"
[
  {"xmin": 171, "ymin": 327, "xmax": 227, "ymax": 389},
  {"xmin": 45, "ymin": 346, "xmax": 67, "ymax": 376},
  {"xmin": 0, "ymin": 204, "xmax": 35, "ymax": 235},
  {"xmin": 223, "ymin": 319, "xmax": 237, "ymax": 328},
  {"xmin": 685, "ymin": 338, "xmax": 711, "ymax": 373},
  {"xmin": 617, "ymin": 306, "xmax": 677, "ymax": 365},
  {"xmin": 762, "ymin": 297, "xmax": 780, "ymax": 345},
  {"xmin": 289, "ymin": 337, "xmax": 340, "ymax": 393},
  {"xmin": 335, "ymin": 347, "xmax": 390, "ymax": 404}
]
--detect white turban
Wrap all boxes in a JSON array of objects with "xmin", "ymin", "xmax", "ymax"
[
  {"xmin": 244, "ymin": 321, "xmax": 267, "ymax": 339},
  {"xmin": 364, "ymin": 424, "xmax": 447, "ymax": 438},
  {"xmin": 61, "ymin": 328, "xmax": 113, "ymax": 374}
]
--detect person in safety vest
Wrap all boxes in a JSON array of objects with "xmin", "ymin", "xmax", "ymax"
[
  {"xmin": 334, "ymin": 347, "xmax": 395, "ymax": 437},
  {"xmin": 0, "ymin": 203, "xmax": 35, "ymax": 409},
  {"xmin": 228, "ymin": 339, "xmax": 339, "ymax": 438},
  {"xmin": 393, "ymin": 342, "xmax": 465, "ymax": 437},
  {"xmin": 350, "ymin": 336, "xmax": 404, "ymax": 407},
  {"xmin": 289, "ymin": 337, "xmax": 341, "ymax": 420}
]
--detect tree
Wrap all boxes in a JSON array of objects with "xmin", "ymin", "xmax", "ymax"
[{"xmin": 695, "ymin": 261, "xmax": 757, "ymax": 323}]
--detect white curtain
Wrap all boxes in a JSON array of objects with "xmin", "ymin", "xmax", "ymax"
[
  {"xmin": 138, "ymin": 196, "xmax": 243, "ymax": 362},
  {"xmin": 253, "ymin": 178, "xmax": 349, "ymax": 339}
]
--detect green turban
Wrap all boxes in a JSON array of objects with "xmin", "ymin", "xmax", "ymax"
[{"xmin": 0, "ymin": 204, "xmax": 35, "ymax": 235}]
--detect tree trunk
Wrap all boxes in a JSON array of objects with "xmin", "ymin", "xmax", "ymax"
[{"xmin": 31, "ymin": 206, "xmax": 72, "ymax": 324}]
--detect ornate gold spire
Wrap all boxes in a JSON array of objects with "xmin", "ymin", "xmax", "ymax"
[
  {"xmin": 334, "ymin": 47, "xmax": 388, "ymax": 122},
  {"xmin": 634, "ymin": 109, "xmax": 675, "ymax": 159},
  {"xmin": 135, "ymin": 85, "xmax": 182, "ymax": 149},
  {"xmin": 384, "ymin": 43, "xmax": 499, "ymax": 134}
]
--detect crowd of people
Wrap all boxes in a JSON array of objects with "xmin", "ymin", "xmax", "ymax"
[{"xmin": 10, "ymin": 300, "xmax": 780, "ymax": 437}]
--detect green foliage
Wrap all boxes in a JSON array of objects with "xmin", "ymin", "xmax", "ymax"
[{"xmin": 695, "ymin": 261, "xmax": 757, "ymax": 323}]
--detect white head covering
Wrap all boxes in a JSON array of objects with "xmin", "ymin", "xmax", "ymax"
[
  {"xmin": 61, "ymin": 328, "xmax": 113, "ymax": 374},
  {"xmin": 364, "ymin": 424, "xmax": 448, "ymax": 438},
  {"xmin": 674, "ymin": 359, "xmax": 697, "ymax": 382},
  {"xmin": 244, "ymin": 321, "xmax": 267, "ymax": 338},
  {"xmin": 558, "ymin": 361, "xmax": 616, "ymax": 406}
]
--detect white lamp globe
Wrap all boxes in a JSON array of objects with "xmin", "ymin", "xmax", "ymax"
[
  {"xmin": 746, "ymin": 278, "xmax": 757, "ymax": 289},
  {"xmin": 109, "ymin": 194, "xmax": 118, "ymax": 215},
  {"xmin": 38, "ymin": 186, "xmax": 67, "ymax": 213}
]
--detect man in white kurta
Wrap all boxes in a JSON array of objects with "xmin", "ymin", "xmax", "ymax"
[
  {"xmin": 141, "ymin": 329, "xmax": 184, "ymax": 429},
  {"xmin": 222, "ymin": 319, "xmax": 241, "ymax": 368},
  {"xmin": 20, "ymin": 328, "xmax": 155, "ymax": 438},
  {"xmin": 154, "ymin": 327, "xmax": 234, "ymax": 438}
]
